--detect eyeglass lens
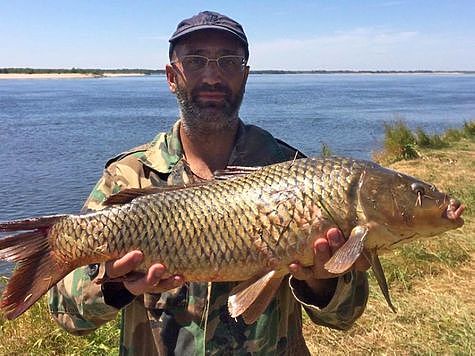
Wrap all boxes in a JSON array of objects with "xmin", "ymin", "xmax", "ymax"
[{"xmin": 180, "ymin": 55, "xmax": 244, "ymax": 74}]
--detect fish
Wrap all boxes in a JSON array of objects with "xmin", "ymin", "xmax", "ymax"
[{"xmin": 0, "ymin": 157, "xmax": 464, "ymax": 322}]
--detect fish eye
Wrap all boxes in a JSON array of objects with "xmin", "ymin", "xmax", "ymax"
[{"xmin": 411, "ymin": 182, "xmax": 426, "ymax": 195}]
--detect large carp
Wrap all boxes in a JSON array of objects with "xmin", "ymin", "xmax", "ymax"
[{"xmin": 0, "ymin": 157, "xmax": 464, "ymax": 322}]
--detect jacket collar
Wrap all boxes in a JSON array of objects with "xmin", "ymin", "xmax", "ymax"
[
  {"xmin": 139, "ymin": 120, "xmax": 184, "ymax": 174},
  {"xmin": 139, "ymin": 118, "xmax": 286, "ymax": 174}
]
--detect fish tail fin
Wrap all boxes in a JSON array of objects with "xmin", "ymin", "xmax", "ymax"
[{"xmin": 0, "ymin": 215, "xmax": 71, "ymax": 319}]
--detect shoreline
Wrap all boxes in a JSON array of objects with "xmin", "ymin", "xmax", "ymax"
[
  {"xmin": 0, "ymin": 73, "xmax": 146, "ymax": 80},
  {"xmin": 1, "ymin": 71, "xmax": 473, "ymax": 79}
]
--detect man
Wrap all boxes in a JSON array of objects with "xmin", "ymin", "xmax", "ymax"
[{"xmin": 49, "ymin": 11, "xmax": 369, "ymax": 355}]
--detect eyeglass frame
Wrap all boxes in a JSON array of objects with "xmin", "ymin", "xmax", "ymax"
[{"xmin": 170, "ymin": 54, "xmax": 247, "ymax": 75}]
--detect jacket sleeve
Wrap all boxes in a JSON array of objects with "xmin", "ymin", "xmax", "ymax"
[
  {"xmin": 289, "ymin": 271, "xmax": 369, "ymax": 330},
  {"xmin": 48, "ymin": 264, "xmax": 121, "ymax": 335},
  {"xmin": 48, "ymin": 161, "xmax": 138, "ymax": 334}
]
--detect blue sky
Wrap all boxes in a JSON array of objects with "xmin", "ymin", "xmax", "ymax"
[{"xmin": 1, "ymin": 0, "xmax": 474, "ymax": 70}]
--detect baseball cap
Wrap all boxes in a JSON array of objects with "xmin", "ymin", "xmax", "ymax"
[{"xmin": 169, "ymin": 11, "xmax": 249, "ymax": 60}]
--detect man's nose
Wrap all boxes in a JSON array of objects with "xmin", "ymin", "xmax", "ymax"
[{"xmin": 201, "ymin": 60, "xmax": 222, "ymax": 85}]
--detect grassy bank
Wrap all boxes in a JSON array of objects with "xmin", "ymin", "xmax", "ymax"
[{"xmin": 1, "ymin": 122, "xmax": 474, "ymax": 355}]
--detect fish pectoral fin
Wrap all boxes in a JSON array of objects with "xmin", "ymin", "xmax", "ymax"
[
  {"xmin": 364, "ymin": 249, "xmax": 397, "ymax": 313},
  {"xmin": 324, "ymin": 225, "xmax": 368, "ymax": 274},
  {"xmin": 228, "ymin": 270, "xmax": 284, "ymax": 325}
]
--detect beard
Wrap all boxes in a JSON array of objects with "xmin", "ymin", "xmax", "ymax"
[{"xmin": 176, "ymin": 82, "xmax": 245, "ymax": 137}]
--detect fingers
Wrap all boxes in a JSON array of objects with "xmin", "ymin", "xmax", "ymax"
[
  {"xmin": 289, "ymin": 228, "xmax": 370, "ymax": 283},
  {"xmin": 288, "ymin": 262, "xmax": 313, "ymax": 280},
  {"xmin": 289, "ymin": 237, "xmax": 336, "ymax": 280},
  {"xmin": 314, "ymin": 236, "xmax": 340, "ymax": 279},
  {"xmin": 125, "ymin": 264, "xmax": 184, "ymax": 296},
  {"xmin": 105, "ymin": 250, "xmax": 144, "ymax": 278},
  {"xmin": 105, "ymin": 250, "xmax": 184, "ymax": 296},
  {"xmin": 325, "ymin": 228, "xmax": 345, "ymax": 254}
]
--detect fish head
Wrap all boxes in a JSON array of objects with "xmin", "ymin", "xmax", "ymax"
[{"xmin": 358, "ymin": 165, "xmax": 464, "ymax": 248}]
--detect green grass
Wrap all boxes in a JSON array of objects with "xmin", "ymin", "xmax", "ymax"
[
  {"xmin": 320, "ymin": 143, "xmax": 333, "ymax": 157},
  {"xmin": 378, "ymin": 120, "xmax": 420, "ymax": 162},
  {"xmin": 375, "ymin": 119, "xmax": 475, "ymax": 164},
  {"xmin": 0, "ymin": 282, "xmax": 120, "ymax": 355}
]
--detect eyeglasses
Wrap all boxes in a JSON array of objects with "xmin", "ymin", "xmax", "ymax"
[{"xmin": 171, "ymin": 55, "xmax": 246, "ymax": 75}]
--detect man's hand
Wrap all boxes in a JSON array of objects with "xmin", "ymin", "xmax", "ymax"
[
  {"xmin": 105, "ymin": 251, "xmax": 184, "ymax": 296},
  {"xmin": 288, "ymin": 228, "xmax": 370, "ymax": 297}
]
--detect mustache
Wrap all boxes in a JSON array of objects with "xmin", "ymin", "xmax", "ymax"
[{"xmin": 191, "ymin": 83, "xmax": 232, "ymax": 97}]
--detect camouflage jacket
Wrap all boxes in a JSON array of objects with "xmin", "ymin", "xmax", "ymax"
[{"xmin": 48, "ymin": 120, "xmax": 369, "ymax": 356}]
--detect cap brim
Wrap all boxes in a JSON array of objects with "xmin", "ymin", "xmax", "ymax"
[{"xmin": 169, "ymin": 24, "xmax": 248, "ymax": 45}]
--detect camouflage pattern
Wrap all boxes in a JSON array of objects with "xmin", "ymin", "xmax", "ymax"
[{"xmin": 48, "ymin": 119, "xmax": 369, "ymax": 355}]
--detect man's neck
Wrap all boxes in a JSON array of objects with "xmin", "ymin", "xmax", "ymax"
[{"xmin": 179, "ymin": 120, "xmax": 239, "ymax": 179}]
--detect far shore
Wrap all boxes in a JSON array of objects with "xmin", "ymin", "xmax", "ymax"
[
  {"xmin": 1, "ymin": 71, "xmax": 473, "ymax": 80},
  {"xmin": 0, "ymin": 73, "xmax": 146, "ymax": 80}
]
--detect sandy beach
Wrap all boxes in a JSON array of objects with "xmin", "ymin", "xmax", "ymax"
[{"xmin": 0, "ymin": 73, "xmax": 146, "ymax": 79}]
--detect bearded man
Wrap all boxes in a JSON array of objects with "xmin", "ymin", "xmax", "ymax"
[{"xmin": 49, "ymin": 11, "xmax": 369, "ymax": 355}]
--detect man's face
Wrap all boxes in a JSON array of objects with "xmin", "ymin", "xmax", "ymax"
[{"xmin": 167, "ymin": 30, "xmax": 249, "ymax": 135}]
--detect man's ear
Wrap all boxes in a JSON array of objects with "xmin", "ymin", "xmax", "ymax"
[
  {"xmin": 166, "ymin": 64, "xmax": 177, "ymax": 93},
  {"xmin": 242, "ymin": 65, "xmax": 250, "ymax": 92}
]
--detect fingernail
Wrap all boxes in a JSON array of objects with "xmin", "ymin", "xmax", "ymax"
[
  {"xmin": 317, "ymin": 242, "xmax": 327, "ymax": 252},
  {"xmin": 133, "ymin": 253, "xmax": 143, "ymax": 263},
  {"xmin": 330, "ymin": 234, "xmax": 342, "ymax": 245},
  {"xmin": 174, "ymin": 276, "xmax": 182, "ymax": 285}
]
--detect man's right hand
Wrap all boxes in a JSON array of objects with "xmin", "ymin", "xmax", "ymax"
[{"xmin": 105, "ymin": 250, "xmax": 184, "ymax": 295}]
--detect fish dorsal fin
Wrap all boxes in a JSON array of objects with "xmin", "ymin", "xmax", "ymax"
[
  {"xmin": 364, "ymin": 249, "xmax": 397, "ymax": 312},
  {"xmin": 103, "ymin": 187, "xmax": 164, "ymax": 205},
  {"xmin": 214, "ymin": 165, "xmax": 261, "ymax": 180},
  {"xmin": 103, "ymin": 181, "xmax": 214, "ymax": 206},
  {"xmin": 228, "ymin": 270, "xmax": 283, "ymax": 324},
  {"xmin": 324, "ymin": 225, "xmax": 368, "ymax": 274}
]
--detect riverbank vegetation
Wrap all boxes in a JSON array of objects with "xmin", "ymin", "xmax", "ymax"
[
  {"xmin": 374, "ymin": 119, "xmax": 475, "ymax": 163},
  {"xmin": 0, "ymin": 68, "xmax": 162, "ymax": 76},
  {"xmin": 0, "ymin": 122, "xmax": 474, "ymax": 354}
]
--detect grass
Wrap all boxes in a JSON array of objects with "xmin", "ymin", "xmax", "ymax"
[
  {"xmin": 0, "ymin": 121, "xmax": 474, "ymax": 354},
  {"xmin": 374, "ymin": 119, "xmax": 475, "ymax": 164},
  {"xmin": 0, "ymin": 289, "xmax": 120, "ymax": 355}
]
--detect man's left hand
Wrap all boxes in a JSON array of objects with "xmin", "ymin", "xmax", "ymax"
[{"xmin": 288, "ymin": 228, "xmax": 370, "ymax": 297}]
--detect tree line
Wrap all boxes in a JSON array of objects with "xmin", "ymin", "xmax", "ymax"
[{"xmin": 0, "ymin": 68, "xmax": 165, "ymax": 75}]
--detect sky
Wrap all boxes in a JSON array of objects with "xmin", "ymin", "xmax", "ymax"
[{"xmin": 1, "ymin": 0, "xmax": 474, "ymax": 71}]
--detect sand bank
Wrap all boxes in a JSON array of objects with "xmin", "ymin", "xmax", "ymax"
[{"xmin": 0, "ymin": 73, "xmax": 146, "ymax": 80}]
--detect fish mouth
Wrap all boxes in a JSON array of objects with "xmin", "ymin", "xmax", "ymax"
[{"xmin": 442, "ymin": 198, "xmax": 465, "ymax": 226}]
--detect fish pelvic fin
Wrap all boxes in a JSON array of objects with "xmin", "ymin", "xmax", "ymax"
[
  {"xmin": 364, "ymin": 249, "xmax": 397, "ymax": 313},
  {"xmin": 228, "ymin": 270, "xmax": 284, "ymax": 325},
  {"xmin": 324, "ymin": 225, "xmax": 368, "ymax": 274},
  {"xmin": 0, "ymin": 215, "xmax": 71, "ymax": 320}
]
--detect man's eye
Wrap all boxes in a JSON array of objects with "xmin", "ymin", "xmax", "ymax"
[
  {"xmin": 219, "ymin": 57, "xmax": 242, "ymax": 71},
  {"xmin": 221, "ymin": 58, "xmax": 238, "ymax": 65},
  {"xmin": 183, "ymin": 56, "xmax": 206, "ymax": 69}
]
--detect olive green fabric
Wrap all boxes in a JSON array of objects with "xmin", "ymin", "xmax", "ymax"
[{"xmin": 48, "ymin": 119, "xmax": 369, "ymax": 355}]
